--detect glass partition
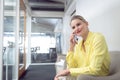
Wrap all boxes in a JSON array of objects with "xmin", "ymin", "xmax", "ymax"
[
  {"xmin": 19, "ymin": 13, "xmax": 24, "ymax": 68},
  {"xmin": 31, "ymin": 32, "xmax": 62, "ymax": 63},
  {"xmin": 3, "ymin": 0, "xmax": 17, "ymax": 79},
  {"xmin": 2, "ymin": 0, "xmax": 24, "ymax": 80}
]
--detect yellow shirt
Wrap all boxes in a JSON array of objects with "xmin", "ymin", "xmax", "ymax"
[{"xmin": 66, "ymin": 32, "xmax": 110, "ymax": 76}]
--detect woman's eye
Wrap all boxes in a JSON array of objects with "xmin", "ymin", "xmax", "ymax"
[
  {"xmin": 72, "ymin": 26, "xmax": 75, "ymax": 29},
  {"xmin": 77, "ymin": 23, "xmax": 81, "ymax": 27}
]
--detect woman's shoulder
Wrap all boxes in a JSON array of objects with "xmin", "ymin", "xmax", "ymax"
[
  {"xmin": 91, "ymin": 32, "xmax": 105, "ymax": 42},
  {"xmin": 92, "ymin": 32, "xmax": 104, "ymax": 38}
]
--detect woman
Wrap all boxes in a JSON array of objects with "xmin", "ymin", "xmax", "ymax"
[{"xmin": 54, "ymin": 15, "xmax": 110, "ymax": 80}]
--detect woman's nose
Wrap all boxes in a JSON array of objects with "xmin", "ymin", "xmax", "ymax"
[
  {"xmin": 73, "ymin": 27, "xmax": 77, "ymax": 34},
  {"xmin": 75, "ymin": 26, "xmax": 79, "ymax": 31}
]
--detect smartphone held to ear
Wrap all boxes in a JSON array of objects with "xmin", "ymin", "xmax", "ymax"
[{"xmin": 74, "ymin": 35, "xmax": 79, "ymax": 43}]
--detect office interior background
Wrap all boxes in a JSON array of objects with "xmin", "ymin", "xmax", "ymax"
[{"xmin": 0, "ymin": 0, "xmax": 120, "ymax": 80}]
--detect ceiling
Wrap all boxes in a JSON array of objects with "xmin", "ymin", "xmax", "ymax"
[
  {"xmin": 28, "ymin": 0, "xmax": 65, "ymax": 12},
  {"xmin": 31, "ymin": 17, "xmax": 61, "ymax": 32},
  {"xmin": 4, "ymin": 0, "xmax": 65, "ymax": 12},
  {"xmin": 4, "ymin": 0, "xmax": 66, "ymax": 32},
  {"xmin": 27, "ymin": 0, "xmax": 65, "ymax": 33},
  {"xmin": 28, "ymin": 0, "xmax": 65, "ymax": 33}
]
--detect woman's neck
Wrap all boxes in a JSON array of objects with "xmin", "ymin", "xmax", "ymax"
[{"xmin": 83, "ymin": 30, "xmax": 89, "ymax": 42}]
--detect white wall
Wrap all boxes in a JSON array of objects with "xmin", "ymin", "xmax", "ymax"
[
  {"xmin": 61, "ymin": 0, "xmax": 76, "ymax": 54},
  {"xmin": 76, "ymin": 0, "xmax": 120, "ymax": 51},
  {"xmin": 62, "ymin": 15, "xmax": 72, "ymax": 54},
  {"xmin": 88, "ymin": 6, "xmax": 120, "ymax": 51},
  {"xmin": 62, "ymin": 0, "xmax": 120, "ymax": 54},
  {"xmin": 54, "ymin": 19, "xmax": 63, "ymax": 33}
]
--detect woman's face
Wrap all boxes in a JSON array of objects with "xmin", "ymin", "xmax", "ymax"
[{"xmin": 70, "ymin": 19, "xmax": 88, "ymax": 37}]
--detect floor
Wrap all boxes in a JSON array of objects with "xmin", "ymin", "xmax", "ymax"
[{"xmin": 19, "ymin": 63, "xmax": 56, "ymax": 80}]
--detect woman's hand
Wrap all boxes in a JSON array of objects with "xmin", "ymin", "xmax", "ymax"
[
  {"xmin": 69, "ymin": 34, "xmax": 77, "ymax": 51},
  {"xmin": 54, "ymin": 76, "xmax": 59, "ymax": 80},
  {"xmin": 54, "ymin": 69, "xmax": 70, "ymax": 80}
]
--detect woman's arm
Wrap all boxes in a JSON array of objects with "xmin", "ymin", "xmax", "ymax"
[{"xmin": 69, "ymin": 35, "xmax": 110, "ymax": 76}]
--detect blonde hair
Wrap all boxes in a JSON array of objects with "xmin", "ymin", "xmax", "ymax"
[{"xmin": 70, "ymin": 15, "xmax": 87, "ymax": 25}]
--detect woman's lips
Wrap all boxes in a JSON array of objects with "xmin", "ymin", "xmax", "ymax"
[{"xmin": 76, "ymin": 30, "xmax": 81, "ymax": 34}]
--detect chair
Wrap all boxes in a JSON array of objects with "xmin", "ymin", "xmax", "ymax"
[{"xmin": 77, "ymin": 51, "xmax": 120, "ymax": 80}]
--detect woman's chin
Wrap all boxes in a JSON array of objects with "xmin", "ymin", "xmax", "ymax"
[{"xmin": 76, "ymin": 33, "xmax": 81, "ymax": 36}]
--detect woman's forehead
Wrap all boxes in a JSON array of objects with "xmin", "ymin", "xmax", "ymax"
[{"xmin": 71, "ymin": 19, "xmax": 82, "ymax": 24}]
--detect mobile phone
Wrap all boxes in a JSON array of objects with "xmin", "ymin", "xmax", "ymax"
[{"xmin": 74, "ymin": 35, "xmax": 78, "ymax": 43}]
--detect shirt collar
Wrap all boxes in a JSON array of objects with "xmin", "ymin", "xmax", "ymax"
[
  {"xmin": 77, "ymin": 31, "xmax": 93, "ymax": 48},
  {"xmin": 84, "ymin": 31, "xmax": 93, "ymax": 45}
]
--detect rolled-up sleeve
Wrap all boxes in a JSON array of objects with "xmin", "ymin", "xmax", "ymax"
[{"xmin": 66, "ymin": 51, "xmax": 77, "ymax": 68}]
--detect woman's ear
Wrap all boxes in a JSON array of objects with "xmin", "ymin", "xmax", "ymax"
[
  {"xmin": 85, "ymin": 22, "xmax": 89, "ymax": 29},
  {"xmin": 86, "ymin": 21, "xmax": 88, "ymax": 25}
]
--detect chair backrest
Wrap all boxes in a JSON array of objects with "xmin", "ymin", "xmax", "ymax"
[{"xmin": 109, "ymin": 51, "xmax": 120, "ymax": 75}]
